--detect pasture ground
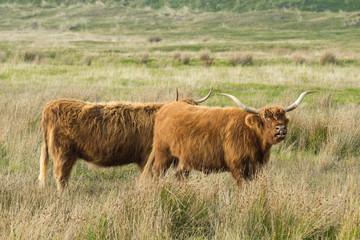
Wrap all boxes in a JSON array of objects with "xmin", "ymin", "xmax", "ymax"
[{"xmin": 1, "ymin": 4, "xmax": 360, "ymax": 239}]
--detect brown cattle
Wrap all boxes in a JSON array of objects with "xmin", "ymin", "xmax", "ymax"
[
  {"xmin": 38, "ymin": 89, "xmax": 212, "ymax": 192},
  {"xmin": 146, "ymin": 91, "xmax": 316, "ymax": 187}
]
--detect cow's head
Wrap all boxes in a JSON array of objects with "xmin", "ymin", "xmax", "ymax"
[
  {"xmin": 218, "ymin": 91, "xmax": 317, "ymax": 145},
  {"xmin": 176, "ymin": 87, "xmax": 213, "ymax": 105}
]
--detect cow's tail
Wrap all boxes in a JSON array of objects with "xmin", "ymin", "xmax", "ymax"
[
  {"xmin": 139, "ymin": 147, "xmax": 155, "ymax": 184},
  {"xmin": 38, "ymin": 112, "xmax": 50, "ymax": 188}
]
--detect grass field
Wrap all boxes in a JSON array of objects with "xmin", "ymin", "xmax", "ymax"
[{"xmin": 1, "ymin": 3, "xmax": 360, "ymax": 239}]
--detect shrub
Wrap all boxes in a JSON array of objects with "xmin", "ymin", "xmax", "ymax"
[
  {"xmin": 320, "ymin": 51, "xmax": 337, "ymax": 65},
  {"xmin": 83, "ymin": 55, "xmax": 95, "ymax": 66},
  {"xmin": 0, "ymin": 51, "xmax": 7, "ymax": 63},
  {"xmin": 181, "ymin": 53, "xmax": 191, "ymax": 65},
  {"xmin": 49, "ymin": 52, "xmax": 56, "ymax": 59},
  {"xmin": 292, "ymin": 53, "xmax": 306, "ymax": 65},
  {"xmin": 227, "ymin": 52, "xmax": 253, "ymax": 66},
  {"xmin": 199, "ymin": 49, "xmax": 211, "ymax": 61},
  {"xmin": 136, "ymin": 52, "xmax": 149, "ymax": 64},
  {"xmin": 172, "ymin": 51, "xmax": 181, "ymax": 61},
  {"xmin": 148, "ymin": 36, "xmax": 163, "ymax": 42},
  {"xmin": 22, "ymin": 51, "xmax": 37, "ymax": 62},
  {"xmin": 22, "ymin": 50, "xmax": 45, "ymax": 63}
]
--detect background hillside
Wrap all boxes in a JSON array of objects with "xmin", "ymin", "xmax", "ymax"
[{"xmin": 1, "ymin": 0, "xmax": 360, "ymax": 12}]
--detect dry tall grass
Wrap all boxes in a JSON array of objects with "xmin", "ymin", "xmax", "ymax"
[
  {"xmin": 1, "ymin": 8, "xmax": 360, "ymax": 237},
  {"xmin": 0, "ymin": 61, "xmax": 360, "ymax": 239}
]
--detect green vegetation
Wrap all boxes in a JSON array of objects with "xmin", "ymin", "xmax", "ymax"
[{"xmin": 1, "ymin": 3, "xmax": 360, "ymax": 239}]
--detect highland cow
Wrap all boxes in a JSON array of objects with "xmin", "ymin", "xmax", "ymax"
[
  {"xmin": 145, "ymin": 91, "xmax": 316, "ymax": 187},
  {"xmin": 38, "ymin": 89, "xmax": 212, "ymax": 192}
]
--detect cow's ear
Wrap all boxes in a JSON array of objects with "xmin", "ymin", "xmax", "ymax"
[{"xmin": 245, "ymin": 114, "xmax": 262, "ymax": 129}]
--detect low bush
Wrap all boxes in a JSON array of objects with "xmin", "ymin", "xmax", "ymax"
[
  {"xmin": 22, "ymin": 50, "xmax": 45, "ymax": 63},
  {"xmin": 227, "ymin": 52, "xmax": 253, "ymax": 66},
  {"xmin": 148, "ymin": 36, "xmax": 163, "ymax": 42},
  {"xmin": 0, "ymin": 51, "xmax": 7, "ymax": 63},
  {"xmin": 172, "ymin": 51, "xmax": 181, "ymax": 61},
  {"xmin": 320, "ymin": 51, "xmax": 337, "ymax": 65},
  {"xmin": 136, "ymin": 52, "xmax": 149, "ymax": 64},
  {"xmin": 292, "ymin": 53, "xmax": 306, "ymax": 65},
  {"xmin": 199, "ymin": 49, "xmax": 211, "ymax": 61},
  {"xmin": 181, "ymin": 53, "xmax": 191, "ymax": 65}
]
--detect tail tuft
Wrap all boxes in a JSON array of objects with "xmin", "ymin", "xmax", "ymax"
[
  {"xmin": 38, "ymin": 141, "xmax": 49, "ymax": 187},
  {"xmin": 139, "ymin": 147, "xmax": 155, "ymax": 184}
]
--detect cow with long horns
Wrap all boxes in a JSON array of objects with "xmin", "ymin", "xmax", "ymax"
[
  {"xmin": 38, "ymin": 89, "xmax": 212, "ymax": 192},
  {"xmin": 144, "ymin": 91, "xmax": 316, "ymax": 187}
]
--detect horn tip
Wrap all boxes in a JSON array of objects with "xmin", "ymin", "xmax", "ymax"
[{"xmin": 307, "ymin": 90, "xmax": 318, "ymax": 93}]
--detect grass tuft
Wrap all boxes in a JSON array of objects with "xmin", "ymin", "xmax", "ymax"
[
  {"xmin": 172, "ymin": 51, "xmax": 181, "ymax": 61},
  {"xmin": 199, "ymin": 49, "xmax": 212, "ymax": 61},
  {"xmin": 159, "ymin": 185, "xmax": 214, "ymax": 239},
  {"xmin": 82, "ymin": 55, "xmax": 96, "ymax": 66},
  {"xmin": 0, "ymin": 51, "xmax": 7, "ymax": 63},
  {"xmin": 181, "ymin": 53, "xmax": 191, "ymax": 65},
  {"xmin": 148, "ymin": 36, "xmax": 163, "ymax": 42},
  {"xmin": 22, "ymin": 50, "xmax": 45, "ymax": 63},
  {"xmin": 227, "ymin": 52, "xmax": 253, "ymax": 66},
  {"xmin": 292, "ymin": 53, "xmax": 307, "ymax": 65},
  {"xmin": 320, "ymin": 51, "xmax": 337, "ymax": 65},
  {"xmin": 136, "ymin": 52, "xmax": 150, "ymax": 64}
]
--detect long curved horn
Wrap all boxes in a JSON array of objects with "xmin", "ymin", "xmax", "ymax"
[
  {"xmin": 175, "ymin": 88, "xmax": 179, "ymax": 101},
  {"xmin": 217, "ymin": 93, "xmax": 260, "ymax": 114},
  {"xmin": 284, "ymin": 90, "xmax": 317, "ymax": 112},
  {"xmin": 194, "ymin": 87, "xmax": 213, "ymax": 104}
]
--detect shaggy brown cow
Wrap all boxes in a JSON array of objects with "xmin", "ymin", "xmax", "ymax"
[
  {"xmin": 38, "ymin": 89, "xmax": 212, "ymax": 192},
  {"xmin": 146, "ymin": 91, "xmax": 316, "ymax": 187}
]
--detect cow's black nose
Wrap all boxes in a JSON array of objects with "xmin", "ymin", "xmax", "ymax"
[{"xmin": 275, "ymin": 126, "xmax": 286, "ymax": 135}]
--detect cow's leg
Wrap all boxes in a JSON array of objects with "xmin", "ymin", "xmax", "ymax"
[
  {"xmin": 175, "ymin": 162, "xmax": 190, "ymax": 181},
  {"xmin": 175, "ymin": 169, "xmax": 190, "ymax": 181},
  {"xmin": 152, "ymin": 147, "xmax": 172, "ymax": 179},
  {"xmin": 230, "ymin": 168, "xmax": 243, "ymax": 189},
  {"xmin": 53, "ymin": 151, "xmax": 77, "ymax": 193}
]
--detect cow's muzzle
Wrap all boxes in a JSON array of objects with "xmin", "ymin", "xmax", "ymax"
[{"xmin": 275, "ymin": 126, "xmax": 287, "ymax": 139}]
